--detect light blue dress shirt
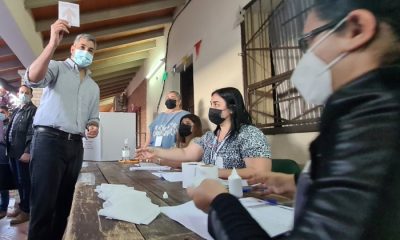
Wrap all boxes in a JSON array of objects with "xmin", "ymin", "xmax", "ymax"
[{"xmin": 24, "ymin": 58, "xmax": 100, "ymax": 135}]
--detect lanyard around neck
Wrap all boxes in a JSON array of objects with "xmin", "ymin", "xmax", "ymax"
[{"xmin": 211, "ymin": 131, "xmax": 229, "ymax": 161}]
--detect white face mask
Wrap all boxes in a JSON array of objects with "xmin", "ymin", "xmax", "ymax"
[{"xmin": 291, "ymin": 17, "xmax": 348, "ymax": 105}]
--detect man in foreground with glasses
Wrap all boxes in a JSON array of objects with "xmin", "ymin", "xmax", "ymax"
[{"xmin": 189, "ymin": 0, "xmax": 400, "ymax": 239}]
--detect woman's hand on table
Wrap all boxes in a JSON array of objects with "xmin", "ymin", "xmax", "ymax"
[{"xmin": 135, "ymin": 147, "xmax": 156, "ymax": 162}]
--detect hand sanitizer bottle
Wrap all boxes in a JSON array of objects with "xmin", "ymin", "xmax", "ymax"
[
  {"xmin": 228, "ymin": 168, "xmax": 243, "ymax": 198},
  {"xmin": 121, "ymin": 138, "xmax": 130, "ymax": 161}
]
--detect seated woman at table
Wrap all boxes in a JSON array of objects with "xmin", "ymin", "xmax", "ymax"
[
  {"xmin": 153, "ymin": 113, "xmax": 203, "ymax": 168},
  {"xmin": 137, "ymin": 87, "xmax": 271, "ymax": 179},
  {"xmin": 188, "ymin": 0, "xmax": 400, "ymax": 239},
  {"xmin": 176, "ymin": 113, "xmax": 203, "ymax": 148}
]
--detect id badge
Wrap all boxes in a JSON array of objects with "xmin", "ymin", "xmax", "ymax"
[
  {"xmin": 215, "ymin": 156, "xmax": 224, "ymax": 169},
  {"xmin": 154, "ymin": 136, "xmax": 163, "ymax": 147}
]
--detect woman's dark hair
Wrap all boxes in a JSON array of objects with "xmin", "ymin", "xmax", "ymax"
[
  {"xmin": 313, "ymin": 0, "xmax": 400, "ymax": 38},
  {"xmin": 211, "ymin": 87, "xmax": 252, "ymax": 138},
  {"xmin": 176, "ymin": 114, "xmax": 203, "ymax": 147}
]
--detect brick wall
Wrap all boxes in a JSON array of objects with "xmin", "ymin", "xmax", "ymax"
[
  {"xmin": 31, "ymin": 88, "xmax": 43, "ymax": 106},
  {"xmin": 127, "ymin": 80, "xmax": 147, "ymax": 147}
]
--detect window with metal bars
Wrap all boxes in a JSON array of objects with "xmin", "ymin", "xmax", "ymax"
[{"xmin": 241, "ymin": 0, "xmax": 321, "ymax": 134}]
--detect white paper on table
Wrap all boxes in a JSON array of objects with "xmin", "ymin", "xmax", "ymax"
[
  {"xmin": 96, "ymin": 185, "xmax": 160, "ymax": 225},
  {"xmin": 58, "ymin": 1, "xmax": 80, "ymax": 27},
  {"xmin": 152, "ymin": 172, "xmax": 183, "ymax": 182},
  {"xmin": 161, "ymin": 198, "xmax": 293, "ymax": 239},
  {"xmin": 240, "ymin": 197, "xmax": 294, "ymax": 237},
  {"xmin": 161, "ymin": 201, "xmax": 213, "ymax": 240},
  {"xmin": 129, "ymin": 163, "xmax": 171, "ymax": 171},
  {"xmin": 95, "ymin": 184, "xmax": 134, "ymax": 200}
]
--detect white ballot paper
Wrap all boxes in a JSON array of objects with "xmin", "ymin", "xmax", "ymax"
[
  {"xmin": 161, "ymin": 201, "xmax": 212, "ymax": 240},
  {"xmin": 58, "ymin": 1, "xmax": 80, "ymax": 27},
  {"xmin": 152, "ymin": 172, "xmax": 183, "ymax": 182},
  {"xmin": 162, "ymin": 198, "xmax": 294, "ymax": 239}
]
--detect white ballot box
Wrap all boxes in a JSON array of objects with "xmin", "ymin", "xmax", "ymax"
[{"xmin": 83, "ymin": 112, "xmax": 136, "ymax": 161}]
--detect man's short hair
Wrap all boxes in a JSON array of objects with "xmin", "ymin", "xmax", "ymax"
[
  {"xmin": 74, "ymin": 33, "xmax": 97, "ymax": 48},
  {"xmin": 20, "ymin": 85, "xmax": 33, "ymax": 95},
  {"xmin": 0, "ymin": 105, "xmax": 8, "ymax": 112}
]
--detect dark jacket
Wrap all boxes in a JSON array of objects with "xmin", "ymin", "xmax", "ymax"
[
  {"xmin": 208, "ymin": 66, "xmax": 400, "ymax": 239},
  {"xmin": 6, "ymin": 101, "xmax": 37, "ymax": 159}
]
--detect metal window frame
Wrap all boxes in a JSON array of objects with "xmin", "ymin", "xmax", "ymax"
[{"xmin": 241, "ymin": 0, "xmax": 320, "ymax": 135}]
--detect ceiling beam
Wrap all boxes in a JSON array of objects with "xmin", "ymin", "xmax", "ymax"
[
  {"xmin": 97, "ymin": 79, "xmax": 131, "ymax": 89},
  {"xmin": 36, "ymin": 0, "xmax": 185, "ymax": 32},
  {"xmin": 91, "ymin": 51, "xmax": 149, "ymax": 71},
  {"xmin": 101, "ymin": 91, "xmax": 124, "ymax": 99},
  {"xmin": 100, "ymin": 87, "xmax": 126, "ymax": 96},
  {"xmin": 0, "ymin": 54, "xmax": 18, "ymax": 63},
  {"xmin": 7, "ymin": 77, "xmax": 22, "ymax": 83},
  {"xmin": 53, "ymin": 30, "xmax": 163, "ymax": 60},
  {"xmin": 91, "ymin": 60, "xmax": 143, "ymax": 78},
  {"xmin": 24, "ymin": 0, "xmax": 77, "ymax": 9},
  {"xmin": 92, "ymin": 68, "xmax": 139, "ymax": 82},
  {"xmin": 94, "ymin": 40, "xmax": 156, "ymax": 61},
  {"xmin": 96, "ymin": 75, "xmax": 133, "ymax": 85},
  {"xmin": 0, "ymin": 66, "xmax": 25, "ymax": 75},
  {"xmin": 100, "ymin": 82, "xmax": 131, "ymax": 92},
  {"xmin": 98, "ymin": 77, "xmax": 131, "ymax": 86},
  {"xmin": 47, "ymin": 17, "xmax": 171, "ymax": 47}
]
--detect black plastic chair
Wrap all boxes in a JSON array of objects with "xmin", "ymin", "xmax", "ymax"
[{"xmin": 271, "ymin": 159, "xmax": 301, "ymax": 175}]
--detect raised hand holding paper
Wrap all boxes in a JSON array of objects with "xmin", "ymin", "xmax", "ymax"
[{"xmin": 58, "ymin": 1, "xmax": 80, "ymax": 27}]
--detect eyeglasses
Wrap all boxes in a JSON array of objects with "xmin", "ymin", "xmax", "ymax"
[{"xmin": 298, "ymin": 19, "xmax": 341, "ymax": 53}]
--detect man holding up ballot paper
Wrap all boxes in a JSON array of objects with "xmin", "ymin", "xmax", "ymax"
[{"xmin": 23, "ymin": 9, "xmax": 100, "ymax": 240}]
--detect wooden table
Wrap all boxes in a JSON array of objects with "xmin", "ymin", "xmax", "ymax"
[
  {"xmin": 64, "ymin": 161, "xmax": 202, "ymax": 240},
  {"xmin": 64, "ymin": 161, "xmax": 293, "ymax": 240}
]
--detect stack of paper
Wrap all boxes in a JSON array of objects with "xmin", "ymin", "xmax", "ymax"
[
  {"xmin": 95, "ymin": 183, "xmax": 160, "ymax": 225},
  {"xmin": 129, "ymin": 162, "xmax": 171, "ymax": 171}
]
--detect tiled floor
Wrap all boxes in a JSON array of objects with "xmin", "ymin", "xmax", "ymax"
[
  {"xmin": 0, "ymin": 215, "xmax": 28, "ymax": 240},
  {"xmin": 0, "ymin": 193, "xmax": 28, "ymax": 240}
]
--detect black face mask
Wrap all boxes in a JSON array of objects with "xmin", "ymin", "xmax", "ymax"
[
  {"xmin": 165, "ymin": 99, "xmax": 177, "ymax": 109},
  {"xmin": 208, "ymin": 108, "xmax": 225, "ymax": 125},
  {"xmin": 179, "ymin": 124, "xmax": 192, "ymax": 137}
]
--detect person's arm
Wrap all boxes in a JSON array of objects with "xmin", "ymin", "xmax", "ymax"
[
  {"xmin": 209, "ymin": 193, "xmax": 272, "ymax": 240},
  {"xmin": 218, "ymin": 157, "xmax": 271, "ymax": 179},
  {"xmin": 219, "ymin": 125, "xmax": 272, "ymax": 179},
  {"xmin": 23, "ymin": 106, "xmax": 36, "ymax": 154},
  {"xmin": 27, "ymin": 20, "xmax": 70, "ymax": 83},
  {"xmin": 86, "ymin": 87, "xmax": 100, "ymax": 138},
  {"xmin": 137, "ymin": 140, "xmax": 204, "ymax": 163},
  {"xmin": 187, "ymin": 179, "xmax": 272, "ymax": 239},
  {"xmin": 19, "ymin": 106, "xmax": 37, "ymax": 163}
]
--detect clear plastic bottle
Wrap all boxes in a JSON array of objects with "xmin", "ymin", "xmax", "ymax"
[
  {"xmin": 121, "ymin": 138, "xmax": 130, "ymax": 161},
  {"xmin": 228, "ymin": 168, "xmax": 243, "ymax": 198}
]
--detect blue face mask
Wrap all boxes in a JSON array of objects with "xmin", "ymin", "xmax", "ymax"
[
  {"xmin": 73, "ymin": 49, "xmax": 93, "ymax": 68},
  {"xmin": 19, "ymin": 93, "xmax": 31, "ymax": 104},
  {"xmin": 0, "ymin": 113, "xmax": 5, "ymax": 121}
]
